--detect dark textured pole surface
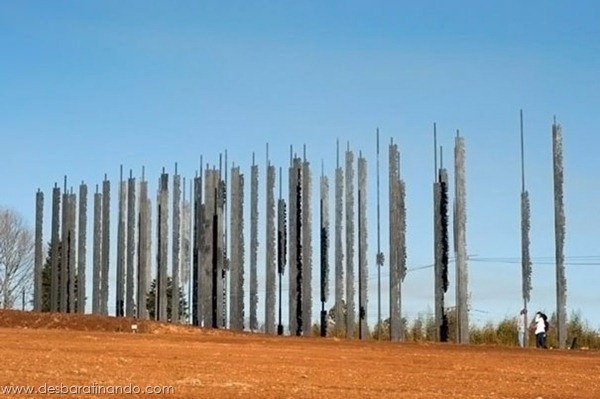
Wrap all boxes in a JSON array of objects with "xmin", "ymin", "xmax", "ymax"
[
  {"xmin": 265, "ymin": 163, "xmax": 276, "ymax": 334},
  {"xmin": 77, "ymin": 183, "xmax": 87, "ymax": 313},
  {"xmin": 301, "ymin": 155, "xmax": 312, "ymax": 336},
  {"xmin": 520, "ymin": 110, "xmax": 532, "ymax": 347},
  {"xmin": 137, "ymin": 176, "xmax": 149, "ymax": 319},
  {"xmin": 101, "ymin": 177, "xmax": 110, "ymax": 315},
  {"xmin": 172, "ymin": 170, "xmax": 181, "ymax": 323},
  {"xmin": 157, "ymin": 171, "xmax": 169, "ymax": 322},
  {"xmin": 192, "ymin": 176, "xmax": 202, "ymax": 325},
  {"xmin": 116, "ymin": 170, "xmax": 126, "ymax": 317},
  {"xmin": 67, "ymin": 193, "xmax": 76, "ymax": 313},
  {"xmin": 249, "ymin": 161, "xmax": 259, "ymax": 331},
  {"xmin": 358, "ymin": 156, "xmax": 368, "ymax": 339},
  {"xmin": 320, "ymin": 174, "xmax": 329, "ymax": 337},
  {"xmin": 229, "ymin": 167, "xmax": 245, "ymax": 331},
  {"xmin": 126, "ymin": 173, "xmax": 136, "ymax": 318},
  {"xmin": 334, "ymin": 146, "xmax": 344, "ymax": 336},
  {"xmin": 50, "ymin": 185, "xmax": 61, "ymax": 312},
  {"xmin": 345, "ymin": 148, "xmax": 355, "ymax": 338},
  {"xmin": 34, "ymin": 190, "xmax": 44, "ymax": 312},
  {"xmin": 60, "ymin": 181, "xmax": 69, "ymax": 313},
  {"xmin": 552, "ymin": 121, "xmax": 567, "ymax": 349},
  {"xmin": 92, "ymin": 187, "xmax": 102, "ymax": 314},
  {"xmin": 295, "ymin": 164, "xmax": 303, "ymax": 337}
]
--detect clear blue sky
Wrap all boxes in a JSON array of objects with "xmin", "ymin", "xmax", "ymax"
[{"xmin": 1, "ymin": 1, "xmax": 599, "ymax": 329}]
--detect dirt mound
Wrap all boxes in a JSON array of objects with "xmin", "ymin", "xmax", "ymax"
[{"xmin": 0, "ymin": 309, "xmax": 200, "ymax": 334}]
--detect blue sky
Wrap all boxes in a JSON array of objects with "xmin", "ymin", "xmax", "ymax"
[{"xmin": 1, "ymin": 1, "xmax": 599, "ymax": 330}]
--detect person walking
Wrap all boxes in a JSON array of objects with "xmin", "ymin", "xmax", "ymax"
[
  {"xmin": 532, "ymin": 311, "xmax": 547, "ymax": 349},
  {"xmin": 517, "ymin": 309, "xmax": 527, "ymax": 347}
]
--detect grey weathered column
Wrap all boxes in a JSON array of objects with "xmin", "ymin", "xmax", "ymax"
[
  {"xmin": 156, "ymin": 170, "xmax": 169, "ymax": 322},
  {"xmin": 50, "ymin": 184, "xmax": 60, "ymax": 312},
  {"xmin": 77, "ymin": 183, "xmax": 87, "ymax": 313},
  {"xmin": 201, "ymin": 169, "xmax": 213, "ymax": 326},
  {"xmin": 172, "ymin": 168, "xmax": 182, "ymax": 323},
  {"xmin": 202, "ymin": 168, "xmax": 218, "ymax": 327},
  {"xmin": 137, "ymin": 174, "xmax": 150, "ymax": 319},
  {"xmin": 116, "ymin": 169, "xmax": 126, "ymax": 317},
  {"xmin": 319, "ymin": 173, "xmax": 330, "ymax": 337},
  {"xmin": 34, "ymin": 190, "xmax": 44, "ymax": 312},
  {"xmin": 126, "ymin": 172, "xmax": 136, "ymax": 318},
  {"xmin": 357, "ymin": 154, "xmax": 368, "ymax": 339},
  {"xmin": 60, "ymin": 179, "xmax": 69, "ymax": 312},
  {"xmin": 277, "ymin": 176, "xmax": 287, "ymax": 336},
  {"xmin": 295, "ymin": 162, "xmax": 304, "ymax": 336},
  {"xmin": 230, "ymin": 166, "xmax": 245, "ymax": 331},
  {"xmin": 301, "ymin": 152, "xmax": 312, "ymax": 336},
  {"xmin": 92, "ymin": 186, "xmax": 102, "ymax": 314},
  {"xmin": 249, "ymin": 159, "xmax": 259, "ymax": 331},
  {"xmin": 334, "ymin": 144, "xmax": 345, "ymax": 336},
  {"xmin": 265, "ymin": 160, "xmax": 276, "ymax": 334},
  {"xmin": 552, "ymin": 120, "xmax": 567, "ymax": 349},
  {"xmin": 345, "ymin": 146, "xmax": 355, "ymax": 338},
  {"xmin": 192, "ymin": 175, "xmax": 203, "ymax": 325},
  {"xmin": 181, "ymin": 178, "xmax": 192, "ymax": 324},
  {"xmin": 101, "ymin": 176, "xmax": 111, "ymax": 315},
  {"xmin": 389, "ymin": 142, "xmax": 406, "ymax": 341},
  {"xmin": 67, "ymin": 192, "xmax": 77, "ymax": 313},
  {"xmin": 454, "ymin": 133, "xmax": 468, "ymax": 344},
  {"xmin": 520, "ymin": 110, "xmax": 532, "ymax": 346},
  {"xmin": 288, "ymin": 154, "xmax": 297, "ymax": 334}
]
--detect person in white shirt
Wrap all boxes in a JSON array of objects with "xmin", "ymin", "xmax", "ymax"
[
  {"xmin": 532, "ymin": 312, "xmax": 547, "ymax": 349},
  {"xmin": 517, "ymin": 309, "xmax": 526, "ymax": 347}
]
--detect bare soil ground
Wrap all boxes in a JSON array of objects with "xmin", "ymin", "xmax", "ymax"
[{"xmin": 0, "ymin": 310, "xmax": 599, "ymax": 398}]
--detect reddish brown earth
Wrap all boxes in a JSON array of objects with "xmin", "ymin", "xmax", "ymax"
[{"xmin": 0, "ymin": 310, "xmax": 599, "ymax": 398}]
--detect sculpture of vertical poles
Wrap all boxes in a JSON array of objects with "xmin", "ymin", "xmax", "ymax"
[
  {"xmin": 358, "ymin": 153, "xmax": 368, "ymax": 339},
  {"xmin": 157, "ymin": 169, "xmax": 169, "ymax": 322},
  {"xmin": 302, "ymin": 147, "xmax": 312, "ymax": 336},
  {"xmin": 67, "ymin": 191, "xmax": 76, "ymax": 313},
  {"xmin": 126, "ymin": 171, "xmax": 136, "ymax": 318},
  {"xmin": 552, "ymin": 118, "xmax": 567, "ymax": 349},
  {"xmin": 454, "ymin": 131, "xmax": 468, "ymax": 344},
  {"xmin": 434, "ymin": 125, "xmax": 450, "ymax": 342},
  {"xmin": 265, "ymin": 148, "xmax": 277, "ymax": 334},
  {"xmin": 92, "ymin": 185, "xmax": 102, "ymax": 314},
  {"xmin": 334, "ymin": 142, "xmax": 345, "ymax": 336},
  {"xmin": 77, "ymin": 182, "xmax": 87, "ymax": 314},
  {"xmin": 249, "ymin": 155, "xmax": 259, "ymax": 331},
  {"xmin": 137, "ymin": 170, "xmax": 150, "ymax": 319},
  {"xmin": 345, "ymin": 144, "xmax": 355, "ymax": 338},
  {"xmin": 277, "ymin": 168, "xmax": 287, "ymax": 336},
  {"xmin": 116, "ymin": 167, "xmax": 126, "ymax": 317},
  {"xmin": 34, "ymin": 190, "xmax": 44, "ymax": 312},
  {"xmin": 229, "ymin": 165, "xmax": 245, "ymax": 331},
  {"xmin": 172, "ymin": 165, "xmax": 182, "ymax": 323},
  {"xmin": 320, "ymin": 166, "xmax": 329, "ymax": 337},
  {"xmin": 520, "ymin": 110, "xmax": 532, "ymax": 346},
  {"xmin": 50, "ymin": 184, "xmax": 60, "ymax": 312},
  {"xmin": 101, "ymin": 175, "xmax": 111, "ymax": 315},
  {"xmin": 60, "ymin": 177, "xmax": 69, "ymax": 312}
]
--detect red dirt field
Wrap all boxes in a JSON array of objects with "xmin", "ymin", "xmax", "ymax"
[{"xmin": 1, "ymin": 310, "xmax": 599, "ymax": 398}]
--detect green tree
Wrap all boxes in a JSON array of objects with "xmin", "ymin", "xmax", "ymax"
[
  {"xmin": 146, "ymin": 277, "xmax": 188, "ymax": 322},
  {"xmin": 40, "ymin": 240, "xmax": 80, "ymax": 312}
]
